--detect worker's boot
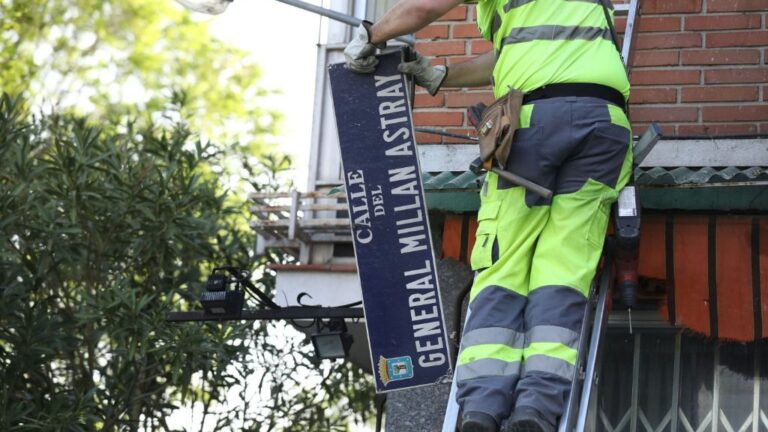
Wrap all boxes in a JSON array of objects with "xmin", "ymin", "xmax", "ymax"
[
  {"xmin": 505, "ymin": 407, "xmax": 555, "ymax": 432},
  {"xmin": 461, "ymin": 411, "xmax": 499, "ymax": 432}
]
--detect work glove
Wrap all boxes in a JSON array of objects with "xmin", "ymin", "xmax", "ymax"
[
  {"xmin": 344, "ymin": 21, "xmax": 386, "ymax": 73},
  {"xmin": 398, "ymin": 52, "xmax": 448, "ymax": 96}
]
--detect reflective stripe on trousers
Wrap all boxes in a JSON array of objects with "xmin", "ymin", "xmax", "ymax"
[{"xmin": 456, "ymin": 96, "xmax": 633, "ymax": 425}]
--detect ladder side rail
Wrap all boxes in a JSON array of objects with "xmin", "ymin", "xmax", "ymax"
[
  {"xmin": 575, "ymin": 246, "xmax": 615, "ymax": 431},
  {"xmin": 557, "ymin": 278, "xmax": 600, "ymax": 432},
  {"xmin": 621, "ymin": 0, "xmax": 641, "ymax": 73},
  {"xmin": 441, "ymin": 307, "xmax": 471, "ymax": 432}
]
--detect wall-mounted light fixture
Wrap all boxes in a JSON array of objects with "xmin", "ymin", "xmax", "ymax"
[
  {"xmin": 200, "ymin": 269, "xmax": 244, "ymax": 318},
  {"xmin": 311, "ymin": 318, "xmax": 353, "ymax": 361}
]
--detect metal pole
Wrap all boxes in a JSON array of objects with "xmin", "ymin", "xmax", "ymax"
[
  {"xmin": 629, "ymin": 334, "xmax": 641, "ymax": 432},
  {"xmin": 752, "ymin": 345, "xmax": 760, "ymax": 432},
  {"xmin": 273, "ymin": 0, "xmax": 415, "ymax": 46},
  {"xmin": 671, "ymin": 332, "xmax": 681, "ymax": 432},
  {"xmin": 713, "ymin": 342, "xmax": 721, "ymax": 432},
  {"xmin": 165, "ymin": 306, "xmax": 365, "ymax": 322}
]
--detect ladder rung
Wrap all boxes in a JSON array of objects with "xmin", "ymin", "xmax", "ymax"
[{"xmin": 614, "ymin": 3, "xmax": 631, "ymax": 13}]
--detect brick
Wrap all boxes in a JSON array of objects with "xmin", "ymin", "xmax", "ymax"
[
  {"xmin": 415, "ymin": 25, "xmax": 449, "ymax": 40},
  {"xmin": 633, "ymin": 50, "xmax": 680, "ymax": 67},
  {"xmin": 761, "ymin": 123, "xmax": 768, "ymax": 134},
  {"xmin": 632, "ymin": 70, "xmax": 701, "ymax": 85},
  {"xmin": 707, "ymin": 0, "xmax": 768, "ymax": 12},
  {"xmin": 415, "ymin": 131, "xmax": 441, "ymax": 144},
  {"xmin": 681, "ymin": 86, "xmax": 759, "ymax": 102},
  {"xmin": 636, "ymin": 33, "xmax": 702, "ymax": 50},
  {"xmin": 445, "ymin": 91, "xmax": 496, "ymax": 108},
  {"xmin": 705, "ymin": 68, "xmax": 768, "ymax": 84},
  {"xmin": 415, "ymin": 40, "xmax": 466, "ymax": 57},
  {"xmin": 414, "ymin": 92, "xmax": 445, "ymax": 108},
  {"xmin": 452, "ymin": 23, "xmax": 481, "ymax": 39},
  {"xmin": 438, "ymin": 5, "xmax": 468, "ymax": 21},
  {"xmin": 615, "ymin": 17, "xmax": 627, "ymax": 33},
  {"xmin": 685, "ymin": 14, "xmax": 762, "ymax": 31},
  {"xmin": 764, "ymin": 85, "xmax": 768, "ymax": 101},
  {"xmin": 629, "ymin": 88, "xmax": 678, "ymax": 104},
  {"xmin": 471, "ymin": 40, "xmax": 494, "ymax": 54},
  {"xmin": 707, "ymin": 31, "xmax": 768, "ymax": 48},
  {"xmin": 631, "ymin": 123, "xmax": 677, "ymax": 137},
  {"xmin": 682, "ymin": 49, "xmax": 760, "ymax": 65},
  {"xmin": 643, "ymin": 0, "xmax": 702, "ymax": 13},
  {"xmin": 637, "ymin": 16, "xmax": 682, "ymax": 32},
  {"xmin": 413, "ymin": 111, "xmax": 464, "ymax": 127},
  {"xmin": 703, "ymin": 105, "xmax": 768, "ymax": 122},
  {"xmin": 678, "ymin": 123, "xmax": 758, "ymax": 135},
  {"xmin": 629, "ymin": 106, "xmax": 699, "ymax": 123}
]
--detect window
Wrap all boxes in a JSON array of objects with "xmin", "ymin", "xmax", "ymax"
[
  {"xmin": 594, "ymin": 330, "xmax": 768, "ymax": 432},
  {"xmin": 367, "ymin": 0, "xmax": 400, "ymax": 21}
]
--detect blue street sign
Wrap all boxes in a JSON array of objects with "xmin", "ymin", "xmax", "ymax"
[{"xmin": 329, "ymin": 50, "xmax": 452, "ymax": 393}]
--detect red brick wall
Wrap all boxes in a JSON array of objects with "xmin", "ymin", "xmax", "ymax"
[{"xmin": 412, "ymin": 0, "xmax": 768, "ymax": 142}]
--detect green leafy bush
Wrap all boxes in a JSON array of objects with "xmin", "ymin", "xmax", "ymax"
[{"xmin": 0, "ymin": 94, "xmax": 374, "ymax": 431}]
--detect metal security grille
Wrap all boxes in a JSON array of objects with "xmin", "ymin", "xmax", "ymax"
[{"xmin": 592, "ymin": 329, "xmax": 768, "ymax": 432}]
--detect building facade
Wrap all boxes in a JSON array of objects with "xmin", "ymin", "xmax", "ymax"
[{"xmin": 251, "ymin": 0, "xmax": 768, "ymax": 430}]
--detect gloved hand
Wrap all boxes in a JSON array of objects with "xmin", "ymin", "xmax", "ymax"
[
  {"xmin": 344, "ymin": 21, "xmax": 386, "ymax": 73},
  {"xmin": 398, "ymin": 51, "xmax": 448, "ymax": 96}
]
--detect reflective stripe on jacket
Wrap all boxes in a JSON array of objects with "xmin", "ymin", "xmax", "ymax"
[{"xmin": 474, "ymin": 0, "xmax": 630, "ymax": 99}]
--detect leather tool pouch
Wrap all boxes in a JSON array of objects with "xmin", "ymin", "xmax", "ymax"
[{"xmin": 476, "ymin": 87, "xmax": 525, "ymax": 170}]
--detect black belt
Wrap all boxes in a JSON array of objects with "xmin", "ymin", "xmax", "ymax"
[{"xmin": 522, "ymin": 83, "xmax": 626, "ymax": 111}]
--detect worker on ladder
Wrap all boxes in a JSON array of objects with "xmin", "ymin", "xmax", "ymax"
[{"xmin": 345, "ymin": 0, "xmax": 631, "ymax": 431}]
